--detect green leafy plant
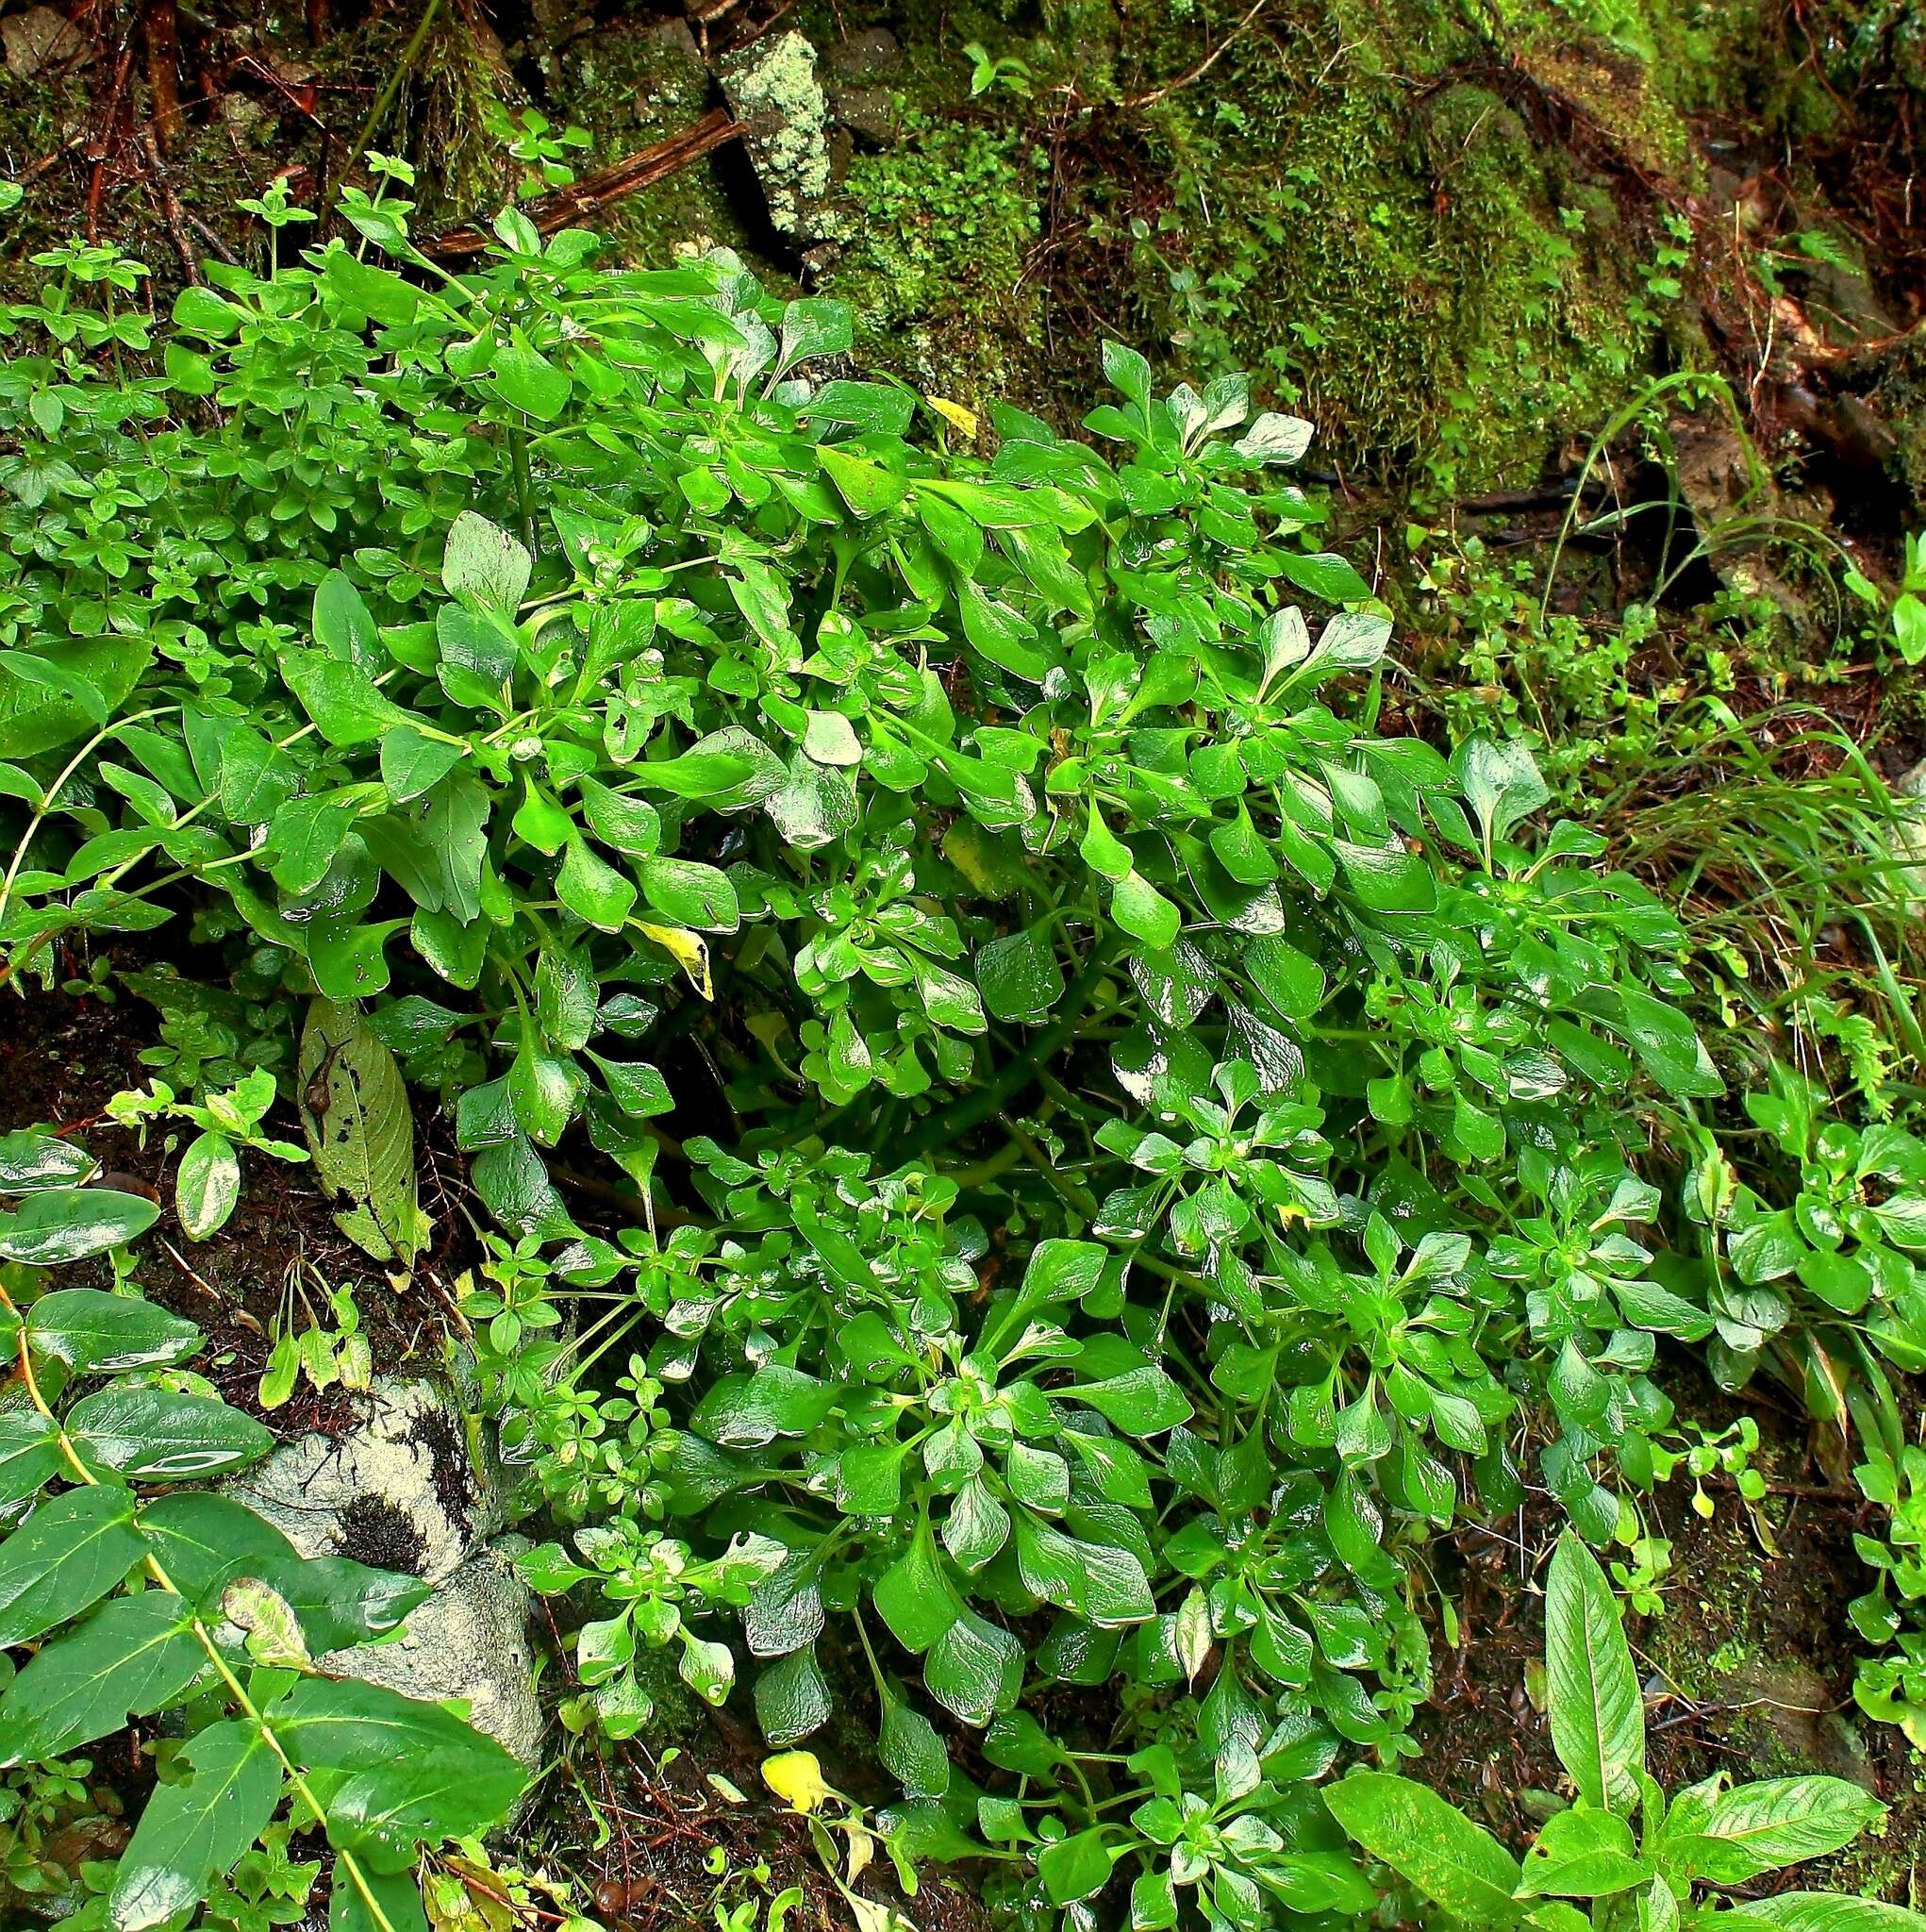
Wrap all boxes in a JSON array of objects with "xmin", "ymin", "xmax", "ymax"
[
  {"xmin": 0, "ymin": 196, "xmax": 1918, "ymax": 1925},
  {"xmin": 0, "ymin": 1128, "xmax": 521, "ymax": 1931},
  {"xmin": 257, "ymin": 1267, "xmax": 372, "ymax": 1412},
  {"xmin": 105, "ymin": 1071, "xmax": 308, "ymax": 1241},
  {"xmin": 1674, "ymin": 1063, "xmax": 1926, "ymax": 1440},
  {"xmin": 1868, "ymin": 533, "xmax": 1926, "ymax": 669},
  {"xmin": 483, "ymin": 106, "xmax": 594, "ymax": 199},
  {"xmin": 1327, "ymin": 1533, "xmax": 1917, "ymax": 1932},
  {"xmin": 964, "ymin": 41, "xmax": 1034, "ymax": 97}
]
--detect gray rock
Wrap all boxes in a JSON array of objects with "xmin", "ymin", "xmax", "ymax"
[
  {"xmin": 831, "ymin": 85, "xmax": 898, "ymax": 147},
  {"xmin": 1734, "ymin": 1659, "xmax": 1879, "ymax": 1793},
  {"xmin": 2, "ymin": 6, "xmax": 82, "ymax": 77},
  {"xmin": 319, "ymin": 1543, "xmax": 542, "ymax": 1770},
  {"xmin": 220, "ymin": 1379, "xmax": 543, "ymax": 1777},
  {"xmin": 223, "ymin": 1377, "xmax": 499, "ymax": 1585},
  {"xmin": 644, "ymin": 15, "xmax": 701, "ymax": 61},
  {"xmin": 1801, "ymin": 245, "xmax": 1902, "ymax": 341},
  {"xmin": 1667, "ymin": 408, "xmax": 1806, "ymax": 625},
  {"xmin": 826, "ymin": 26, "xmax": 901, "ymax": 82}
]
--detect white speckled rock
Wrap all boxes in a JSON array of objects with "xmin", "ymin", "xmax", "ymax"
[
  {"xmin": 220, "ymin": 1378, "xmax": 542, "ymax": 1776},
  {"xmin": 223, "ymin": 1377, "xmax": 500, "ymax": 1584},
  {"xmin": 318, "ymin": 1541, "xmax": 542, "ymax": 1770}
]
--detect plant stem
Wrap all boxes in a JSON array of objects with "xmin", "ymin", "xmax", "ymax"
[{"xmin": 0, "ymin": 1282, "xmax": 404, "ymax": 1932}]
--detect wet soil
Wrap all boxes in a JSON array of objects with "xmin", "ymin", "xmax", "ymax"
[
  {"xmin": 1419, "ymin": 1370, "xmax": 1926, "ymax": 1894},
  {"xmin": 543, "ymin": 1706, "xmax": 997, "ymax": 1932},
  {"xmin": 0, "ymin": 970, "xmax": 464, "ymax": 1434}
]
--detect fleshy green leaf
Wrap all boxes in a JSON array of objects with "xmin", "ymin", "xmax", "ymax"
[{"xmin": 1324, "ymin": 1772, "xmax": 1523, "ymax": 1926}]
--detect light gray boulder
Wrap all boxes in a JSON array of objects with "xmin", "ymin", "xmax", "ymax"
[
  {"xmin": 319, "ymin": 1541, "xmax": 542, "ymax": 1769},
  {"xmin": 222, "ymin": 1378, "xmax": 541, "ymax": 1769},
  {"xmin": 224, "ymin": 1376, "xmax": 499, "ymax": 1584}
]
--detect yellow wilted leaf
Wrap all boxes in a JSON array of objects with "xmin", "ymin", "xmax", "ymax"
[
  {"xmin": 844, "ymin": 1819, "xmax": 874, "ymax": 1885},
  {"xmin": 924, "ymin": 395, "xmax": 979, "ymax": 440},
  {"xmin": 639, "ymin": 921, "xmax": 712, "ymax": 1000},
  {"xmin": 762, "ymin": 1750, "xmax": 834, "ymax": 1814}
]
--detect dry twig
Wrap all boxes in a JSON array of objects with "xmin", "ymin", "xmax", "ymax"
[{"xmin": 427, "ymin": 108, "xmax": 741, "ymax": 258}]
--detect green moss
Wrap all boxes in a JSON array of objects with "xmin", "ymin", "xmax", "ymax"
[
  {"xmin": 1087, "ymin": 3, "xmax": 1661, "ymax": 487},
  {"xmin": 414, "ymin": 12, "xmax": 520, "ymax": 217},
  {"xmin": 554, "ymin": 22, "xmax": 751, "ymax": 265},
  {"xmin": 780, "ymin": 0, "xmax": 1824, "ymax": 485},
  {"xmin": 827, "ymin": 113, "xmax": 1044, "ymax": 408},
  {"xmin": 793, "ymin": 0, "xmax": 1713, "ymax": 483}
]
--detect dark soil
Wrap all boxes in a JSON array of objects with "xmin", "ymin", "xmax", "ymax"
[
  {"xmin": 0, "ymin": 968, "xmax": 465, "ymax": 1435},
  {"xmin": 1418, "ymin": 1369, "xmax": 1926, "ymax": 1892},
  {"xmin": 537, "ymin": 1679, "xmax": 999, "ymax": 1932}
]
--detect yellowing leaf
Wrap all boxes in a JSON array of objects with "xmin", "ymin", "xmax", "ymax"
[
  {"xmin": 638, "ymin": 921, "xmax": 712, "ymax": 1000},
  {"xmin": 297, "ymin": 998, "xmax": 429, "ymax": 1267},
  {"xmin": 762, "ymin": 1749, "xmax": 833, "ymax": 1814},
  {"xmin": 924, "ymin": 395, "xmax": 979, "ymax": 440},
  {"xmin": 844, "ymin": 1819, "xmax": 875, "ymax": 1884},
  {"xmin": 220, "ymin": 1579, "xmax": 310, "ymax": 1669}
]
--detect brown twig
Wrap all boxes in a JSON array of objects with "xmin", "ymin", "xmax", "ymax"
[
  {"xmin": 158, "ymin": 1235, "xmax": 266, "ymax": 1335},
  {"xmin": 85, "ymin": 45, "xmax": 136, "ymax": 242},
  {"xmin": 1120, "ymin": 0, "xmax": 1270, "ymax": 108},
  {"xmin": 182, "ymin": 208, "xmax": 241, "ymax": 266},
  {"xmin": 1695, "ymin": 1474, "xmax": 1865, "ymax": 1506},
  {"xmin": 142, "ymin": 0, "xmax": 183, "ymax": 152},
  {"xmin": 137, "ymin": 125, "xmax": 200, "ymax": 284},
  {"xmin": 425, "ymin": 108, "xmax": 743, "ymax": 258}
]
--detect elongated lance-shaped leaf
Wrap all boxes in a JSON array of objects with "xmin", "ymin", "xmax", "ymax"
[
  {"xmin": 110, "ymin": 1718, "xmax": 283, "ymax": 1930},
  {"xmin": 1546, "ymin": 1531, "xmax": 1645, "ymax": 1812},
  {"xmin": 1323, "ymin": 1772, "xmax": 1523, "ymax": 1927},
  {"xmin": 1741, "ymin": 1897, "xmax": 1926, "ymax": 1932}
]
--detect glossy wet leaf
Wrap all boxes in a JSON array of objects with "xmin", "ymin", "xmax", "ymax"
[
  {"xmin": 26, "ymin": 1290, "xmax": 201, "ymax": 1373},
  {"xmin": 111, "ymin": 1719, "xmax": 284, "ymax": 1932},
  {"xmin": 1324, "ymin": 1773, "xmax": 1523, "ymax": 1927},
  {"xmin": 0, "ymin": 1187, "xmax": 158, "ymax": 1265},
  {"xmin": 69, "ymin": 1387, "xmax": 274, "ymax": 1480},
  {"xmin": 1546, "ymin": 1532, "xmax": 1644, "ymax": 1812},
  {"xmin": 0, "ymin": 1487, "xmax": 144, "ymax": 1646}
]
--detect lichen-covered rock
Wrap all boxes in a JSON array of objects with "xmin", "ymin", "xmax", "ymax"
[
  {"xmin": 318, "ymin": 1542, "xmax": 542, "ymax": 1770},
  {"xmin": 223, "ymin": 1377, "xmax": 499, "ymax": 1584},
  {"xmin": 719, "ymin": 29, "xmax": 835, "ymax": 240},
  {"xmin": 221, "ymin": 1380, "xmax": 542, "ymax": 1775}
]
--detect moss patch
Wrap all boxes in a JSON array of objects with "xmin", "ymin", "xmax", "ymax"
[
  {"xmin": 553, "ymin": 20, "xmax": 751, "ymax": 262},
  {"xmin": 831, "ymin": 111, "xmax": 1044, "ymax": 408}
]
